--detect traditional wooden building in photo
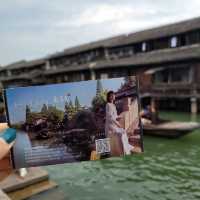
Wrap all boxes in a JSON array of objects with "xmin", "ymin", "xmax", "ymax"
[{"xmin": 1, "ymin": 17, "xmax": 200, "ymax": 113}]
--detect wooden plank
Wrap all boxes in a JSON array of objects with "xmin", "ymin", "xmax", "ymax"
[
  {"xmin": 0, "ymin": 189, "xmax": 11, "ymax": 200},
  {"xmin": 0, "ymin": 167, "xmax": 49, "ymax": 193},
  {"xmin": 7, "ymin": 180, "xmax": 58, "ymax": 200}
]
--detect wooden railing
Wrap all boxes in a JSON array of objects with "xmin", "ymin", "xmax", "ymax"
[{"xmin": 140, "ymin": 83, "xmax": 200, "ymax": 98}]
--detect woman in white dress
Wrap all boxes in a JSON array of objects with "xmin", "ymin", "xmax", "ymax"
[{"xmin": 105, "ymin": 91, "xmax": 134, "ymax": 155}]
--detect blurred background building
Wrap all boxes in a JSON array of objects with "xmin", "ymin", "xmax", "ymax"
[{"xmin": 1, "ymin": 17, "xmax": 200, "ymax": 113}]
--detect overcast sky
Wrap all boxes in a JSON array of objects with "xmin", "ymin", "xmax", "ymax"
[{"xmin": 1, "ymin": 0, "xmax": 200, "ymax": 66}]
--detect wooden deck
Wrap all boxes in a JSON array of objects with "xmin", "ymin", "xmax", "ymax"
[
  {"xmin": 0, "ymin": 167, "xmax": 49, "ymax": 192},
  {"xmin": 0, "ymin": 167, "xmax": 57, "ymax": 200},
  {"xmin": 7, "ymin": 180, "xmax": 57, "ymax": 200}
]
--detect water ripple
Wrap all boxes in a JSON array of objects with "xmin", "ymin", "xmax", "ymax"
[{"xmin": 29, "ymin": 112, "xmax": 200, "ymax": 200}]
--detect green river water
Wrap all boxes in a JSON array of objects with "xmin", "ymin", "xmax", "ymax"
[{"xmin": 29, "ymin": 112, "xmax": 200, "ymax": 200}]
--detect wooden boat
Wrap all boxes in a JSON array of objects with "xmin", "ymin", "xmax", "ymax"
[{"xmin": 143, "ymin": 121, "xmax": 200, "ymax": 138}]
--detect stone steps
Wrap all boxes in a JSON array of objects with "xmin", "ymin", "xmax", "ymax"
[{"xmin": 0, "ymin": 167, "xmax": 57, "ymax": 200}]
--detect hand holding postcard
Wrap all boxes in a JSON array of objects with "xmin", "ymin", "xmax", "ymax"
[{"xmin": 4, "ymin": 76, "xmax": 143, "ymax": 169}]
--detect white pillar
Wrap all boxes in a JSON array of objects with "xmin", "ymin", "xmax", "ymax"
[
  {"xmin": 104, "ymin": 49, "xmax": 110, "ymax": 60},
  {"xmin": 190, "ymin": 97, "xmax": 198, "ymax": 114},
  {"xmin": 45, "ymin": 60, "xmax": 51, "ymax": 70},
  {"xmin": 90, "ymin": 70, "xmax": 96, "ymax": 80},
  {"xmin": 89, "ymin": 63, "xmax": 96, "ymax": 80}
]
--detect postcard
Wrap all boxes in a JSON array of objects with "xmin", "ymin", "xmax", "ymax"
[{"xmin": 4, "ymin": 76, "xmax": 143, "ymax": 169}]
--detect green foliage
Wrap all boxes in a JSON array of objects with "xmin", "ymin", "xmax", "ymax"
[
  {"xmin": 65, "ymin": 100, "xmax": 76, "ymax": 119},
  {"xmin": 25, "ymin": 96, "xmax": 84, "ymax": 125},
  {"xmin": 25, "ymin": 105, "xmax": 31, "ymax": 119},
  {"xmin": 12, "ymin": 123, "xmax": 23, "ymax": 129},
  {"xmin": 26, "ymin": 104, "xmax": 64, "ymax": 124},
  {"xmin": 92, "ymin": 90, "xmax": 107, "ymax": 112},
  {"xmin": 26, "ymin": 105, "xmax": 31, "ymax": 113},
  {"xmin": 92, "ymin": 79, "xmax": 107, "ymax": 111},
  {"xmin": 47, "ymin": 105, "xmax": 64, "ymax": 122},
  {"xmin": 75, "ymin": 96, "xmax": 81, "ymax": 111},
  {"xmin": 64, "ymin": 97, "xmax": 83, "ymax": 119},
  {"xmin": 41, "ymin": 104, "xmax": 48, "ymax": 113}
]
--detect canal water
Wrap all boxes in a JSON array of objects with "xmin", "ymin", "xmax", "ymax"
[{"xmin": 29, "ymin": 112, "xmax": 200, "ymax": 200}]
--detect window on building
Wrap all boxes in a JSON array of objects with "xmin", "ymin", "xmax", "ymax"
[
  {"xmin": 170, "ymin": 67, "xmax": 190, "ymax": 83},
  {"xmin": 95, "ymin": 50, "xmax": 99, "ymax": 57},
  {"xmin": 0, "ymin": 71, "xmax": 7, "ymax": 77},
  {"xmin": 142, "ymin": 42, "xmax": 147, "ymax": 52},
  {"xmin": 109, "ymin": 48, "xmax": 118, "ymax": 59},
  {"xmin": 119, "ymin": 46, "xmax": 133, "ymax": 57},
  {"xmin": 171, "ymin": 36, "xmax": 178, "ymax": 48},
  {"xmin": 111, "ymin": 70, "xmax": 127, "ymax": 78},
  {"xmin": 63, "ymin": 58, "xmax": 70, "ymax": 66},
  {"xmin": 152, "ymin": 38, "xmax": 169, "ymax": 50},
  {"xmin": 129, "ymin": 48, "xmax": 133, "ymax": 55},
  {"xmin": 118, "ymin": 50, "xmax": 123, "ymax": 57},
  {"xmin": 7, "ymin": 71, "xmax": 12, "ymax": 76},
  {"xmin": 86, "ymin": 54, "xmax": 92, "ymax": 62},
  {"xmin": 100, "ymin": 73, "xmax": 108, "ymax": 79},
  {"xmin": 11, "ymin": 70, "xmax": 17, "ymax": 76},
  {"xmin": 64, "ymin": 75, "xmax": 68, "ymax": 81},
  {"xmin": 45, "ymin": 63, "xmax": 51, "ymax": 70},
  {"xmin": 179, "ymin": 34, "xmax": 186, "ymax": 46},
  {"xmin": 153, "ymin": 69, "xmax": 169, "ymax": 84},
  {"xmin": 186, "ymin": 30, "xmax": 200, "ymax": 45},
  {"xmin": 154, "ymin": 66, "xmax": 191, "ymax": 84},
  {"xmin": 56, "ymin": 76, "xmax": 63, "ymax": 83},
  {"xmin": 134, "ymin": 43, "xmax": 142, "ymax": 53},
  {"xmin": 80, "ymin": 73, "xmax": 85, "ymax": 81}
]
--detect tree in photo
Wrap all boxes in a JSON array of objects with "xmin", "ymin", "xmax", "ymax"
[
  {"xmin": 92, "ymin": 81, "xmax": 107, "ymax": 113},
  {"xmin": 41, "ymin": 104, "xmax": 48, "ymax": 114},
  {"xmin": 65, "ymin": 100, "xmax": 76, "ymax": 119},
  {"xmin": 25, "ymin": 105, "xmax": 31, "ymax": 121},
  {"xmin": 75, "ymin": 96, "xmax": 81, "ymax": 111},
  {"xmin": 47, "ymin": 105, "xmax": 64, "ymax": 122}
]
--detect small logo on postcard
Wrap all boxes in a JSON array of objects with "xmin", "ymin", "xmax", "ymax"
[{"xmin": 95, "ymin": 138, "xmax": 111, "ymax": 154}]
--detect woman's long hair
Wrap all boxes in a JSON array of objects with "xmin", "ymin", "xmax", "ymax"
[{"xmin": 106, "ymin": 91, "xmax": 114, "ymax": 103}]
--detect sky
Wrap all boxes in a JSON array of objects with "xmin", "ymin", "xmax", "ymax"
[
  {"xmin": 5, "ymin": 77, "xmax": 125, "ymax": 124},
  {"xmin": 1, "ymin": 0, "xmax": 200, "ymax": 66}
]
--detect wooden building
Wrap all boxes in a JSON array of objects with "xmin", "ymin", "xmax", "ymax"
[{"xmin": 1, "ymin": 17, "xmax": 200, "ymax": 113}]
